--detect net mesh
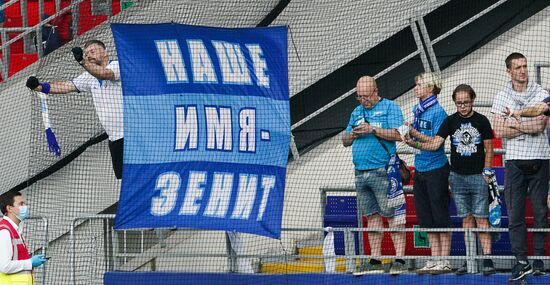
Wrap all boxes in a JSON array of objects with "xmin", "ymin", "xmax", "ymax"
[{"xmin": 0, "ymin": 0, "xmax": 549, "ymax": 284}]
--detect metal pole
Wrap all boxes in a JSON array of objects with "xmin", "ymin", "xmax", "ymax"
[
  {"xmin": 71, "ymin": 0, "xmax": 80, "ymax": 39},
  {"xmin": 225, "ymin": 232, "xmax": 236, "ymax": 272},
  {"xmin": 0, "ymin": 30, "xmax": 9, "ymax": 79},
  {"xmin": 343, "ymin": 228, "xmax": 355, "ymax": 273},
  {"xmin": 70, "ymin": 218, "xmax": 78, "ymax": 285},
  {"xmin": 417, "ymin": 16, "xmax": 441, "ymax": 74},
  {"xmin": 289, "ymin": 134, "xmax": 300, "ymax": 161},
  {"xmin": 465, "ymin": 228, "xmax": 477, "ymax": 273},
  {"xmin": 409, "ymin": 18, "xmax": 431, "ymax": 72},
  {"xmin": 106, "ymin": 0, "xmax": 113, "ymax": 17},
  {"xmin": 41, "ymin": 217, "xmax": 48, "ymax": 285}
]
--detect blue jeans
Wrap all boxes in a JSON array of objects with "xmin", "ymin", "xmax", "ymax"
[
  {"xmin": 355, "ymin": 168, "xmax": 395, "ymax": 217},
  {"xmin": 449, "ymin": 172, "xmax": 488, "ymax": 218},
  {"xmin": 505, "ymin": 160, "xmax": 549, "ymax": 261}
]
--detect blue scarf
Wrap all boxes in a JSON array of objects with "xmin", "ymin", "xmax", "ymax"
[
  {"xmin": 413, "ymin": 95, "xmax": 438, "ymax": 129},
  {"xmin": 386, "ymin": 154, "xmax": 406, "ymax": 225}
]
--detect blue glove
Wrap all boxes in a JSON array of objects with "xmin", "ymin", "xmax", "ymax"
[{"xmin": 31, "ymin": 254, "xmax": 48, "ymax": 268}]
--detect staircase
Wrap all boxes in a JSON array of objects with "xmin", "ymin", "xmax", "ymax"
[{"xmin": 260, "ymin": 241, "xmax": 352, "ymax": 274}]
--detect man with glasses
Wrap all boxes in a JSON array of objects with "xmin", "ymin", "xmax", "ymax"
[
  {"xmin": 491, "ymin": 53, "xmax": 549, "ymax": 281},
  {"xmin": 343, "ymin": 76, "xmax": 407, "ymax": 275},
  {"xmin": 407, "ymin": 84, "xmax": 496, "ymax": 275}
]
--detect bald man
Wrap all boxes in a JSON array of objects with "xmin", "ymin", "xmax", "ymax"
[{"xmin": 343, "ymin": 76, "xmax": 407, "ymax": 275}]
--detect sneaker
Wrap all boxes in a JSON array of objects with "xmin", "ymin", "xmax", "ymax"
[
  {"xmin": 352, "ymin": 262, "xmax": 384, "ymax": 276},
  {"xmin": 389, "ymin": 260, "xmax": 407, "ymax": 275},
  {"xmin": 482, "ymin": 259, "xmax": 496, "ymax": 276},
  {"xmin": 455, "ymin": 262, "xmax": 467, "ymax": 275},
  {"xmin": 509, "ymin": 262, "xmax": 533, "ymax": 281},
  {"xmin": 429, "ymin": 260, "xmax": 452, "ymax": 275},
  {"xmin": 533, "ymin": 259, "xmax": 545, "ymax": 276},
  {"xmin": 416, "ymin": 260, "xmax": 436, "ymax": 275}
]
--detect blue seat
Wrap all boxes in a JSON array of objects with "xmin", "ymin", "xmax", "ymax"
[
  {"xmin": 323, "ymin": 196, "xmax": 359, "ymax": 255},
  {"xmin": 324, "ymin": 196, "xmax": 357, "ymax": 223}
]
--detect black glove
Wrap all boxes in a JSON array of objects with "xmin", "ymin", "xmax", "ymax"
[
  {"xmin": 72, "ymin": 47, "xmax": 83, "ymax": 63},
  {"xmin": 26, "ymin": 76, "xmax": 40, "ymax": 90}
]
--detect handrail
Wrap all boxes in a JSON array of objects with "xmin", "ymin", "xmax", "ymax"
[
  {"xmin": 0, "ymin": 0, "xmax": 116, "ymax": 81},
  {"xmin": 0, "ymin": 0, "xmax": 19, "ymax": 11},
  {"xmin": 69, "ymin": 214, "xmax": 550, "ymax": 277},
  {"xmin": 0, "ymin": 0, "xmax": 86, "ymax": 50},
  {"xmin": 25, "ymin": 216, "xmax": 48, "ymax": 285}
]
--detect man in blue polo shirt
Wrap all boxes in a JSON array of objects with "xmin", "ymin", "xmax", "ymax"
[{"xmin": 343, "ymin": 76, "xmax": 406, "ymax": 275}]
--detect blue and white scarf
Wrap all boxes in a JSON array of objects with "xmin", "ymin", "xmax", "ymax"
[
  {"xmin": 386, "ymin": 154, "xmax": 406, "ymax": 225},
  {"xmin": 413, "ymin": 95, "xmax": 438, "ymax": 129}
]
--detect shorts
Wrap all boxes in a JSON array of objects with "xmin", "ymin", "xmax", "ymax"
[
  {"xmin": 355, "ymin": 168, "xmax": 395, "ymax": 218},
  {"xmin": 108, "ymin": 138, "xmax": 123, "ymax": 179},
  {"xmin": 413, "ymin": 163, "xmax": 452, "ymax": 228},
  {"xmin": 449, "ymin": 172, "xmax": 488, "ymax": 218}
]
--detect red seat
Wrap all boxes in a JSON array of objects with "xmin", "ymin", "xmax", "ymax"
[
  {"xmin": 9, "ymin": 53, "xmax": 38, "ymax": 76},
  {"xmin": 5, "ymin": 16, "xmax": 23, "ymax": 27},
  {"xmin": 1, "ymin": 0, "xmax": 123, "ymax": 80}
]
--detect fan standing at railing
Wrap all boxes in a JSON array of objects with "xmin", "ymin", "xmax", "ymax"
[
  {"xmin": 25, "ymin": 39, "xmax": 124, "ymax": 180},
  {"xmin": 342, "ymin": 76, "xmax": 407, "ymax": 276},
  {"xmin": 491, "ymin": 52, "xmax": 550, "ymax": 282},
  {"xmin": 403, "ymin": 72, "xmax": 452, "ymax": 275},
  {"xmin": 406, "ymin": 84, "xmax": 496, "ymax": 275}
]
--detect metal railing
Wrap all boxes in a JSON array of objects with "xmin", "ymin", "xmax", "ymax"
[
  {"xmin": 319, "ymin": 185, "xmax": 513, "ymax": 274},
  {"xmin": 534, "ymin": 61, "xmax": 550, "ymax": 86},
  {"xmin": 21, "ymin": 216, "xmax": 48, "ymax": 285},
  {"xmin": 67, "ymin": 212, "xmax": 550, "ymax": 281},
  {"xmin": 0, "ymin": 0, "xmax": 116, "ymax": 80}
]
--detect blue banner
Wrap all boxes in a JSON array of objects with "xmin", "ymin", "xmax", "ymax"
[{"xmin": 112, "ymin": 23, "xmax": 289, "ymax": 239}]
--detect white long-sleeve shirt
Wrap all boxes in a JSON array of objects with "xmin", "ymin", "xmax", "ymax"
[{"xmin": 0, "ymin": 217, "xmax": 32, "ymax": 274}]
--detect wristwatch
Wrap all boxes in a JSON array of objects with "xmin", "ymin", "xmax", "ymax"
[{"xmin": 372, "ymin": 127, "xmax": 377, "ymax": 134}]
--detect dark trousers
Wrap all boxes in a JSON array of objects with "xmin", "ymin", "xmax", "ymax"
[
  {"xmin": 108, "ymin": 138, "xmax": 124, "ymax": 179},
  {"xmin": 413, "ymin": 163, "xmax": 452, "ymax": 228},
  {"xmin": 504, "ymin": 160, "xmax": 549, "ymax": 261}
]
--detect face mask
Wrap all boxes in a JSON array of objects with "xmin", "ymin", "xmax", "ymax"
[{"xmin": 16, "ymin": 206, "xmax": 29, "ymax": 221}]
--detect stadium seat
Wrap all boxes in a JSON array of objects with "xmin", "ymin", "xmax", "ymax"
[
  {"xmin": 5, "ymin": 16, "xmax": 23, "ymax": 27},
  {"xmin": 1, "ymin": 0, "xmax": 122, "ymax": 79},
  {"xmin": 8, "ymin": 53, "xmax": 38, "ymax": 76},
  {"xmin": 323, "ymin": 196, "xmax": 359, "ymax": 255}
]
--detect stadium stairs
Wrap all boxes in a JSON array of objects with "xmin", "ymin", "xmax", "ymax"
[{"xmin": 260, "ymin": 241, "xmax": 352, "ymax": 273}]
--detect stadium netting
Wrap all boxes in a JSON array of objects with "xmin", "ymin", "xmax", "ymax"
[{"xmin": 0, "ymin": 0, "xmax": 549, "ymax": 285}]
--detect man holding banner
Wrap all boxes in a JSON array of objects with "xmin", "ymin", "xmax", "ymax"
[
  {"xmin": 26, "ymin": 39, "xmax": 124, "ymax": 179},
  {"xmin": 343, "ymin": 76, "xmax": 407, "ymax": 275},
  {"xmin": 111, "ymin": 22, "xmax": 290, "ymax": 261}
]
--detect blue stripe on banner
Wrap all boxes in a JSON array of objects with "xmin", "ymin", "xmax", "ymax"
[
  {"xmin": 123, "ymin": 94, "xmax": 290, "ymax": 166},
  {"xmin": 115, "ymin": 162, "xmax": 286, "ymax": 238},
  {"xmin": 111, "ymin": 23, "xmax": 288, "ymax": 100}
]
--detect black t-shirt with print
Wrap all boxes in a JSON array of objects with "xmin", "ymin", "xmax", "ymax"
[{"xmin": 436, "ymin": 111, "xmax": 494, "ymax": 175}]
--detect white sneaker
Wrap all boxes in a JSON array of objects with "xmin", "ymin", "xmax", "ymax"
[
  {"xmin": 429, "ymin": 260, "xmax": 452, "ymax": 275},
  {"xmin": 416, "ymin": 260, "xmax": 436, "ymax": 275}
]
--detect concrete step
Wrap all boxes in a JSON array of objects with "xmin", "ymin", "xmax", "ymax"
[{"xmin": 297, "ymin": 246, "xmax": 323, "ymax": 262}]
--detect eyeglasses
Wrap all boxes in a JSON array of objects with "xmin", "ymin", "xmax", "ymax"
[{"xmin": 455, "ymin": 101, "xmax": 472, "ymax": 107}]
